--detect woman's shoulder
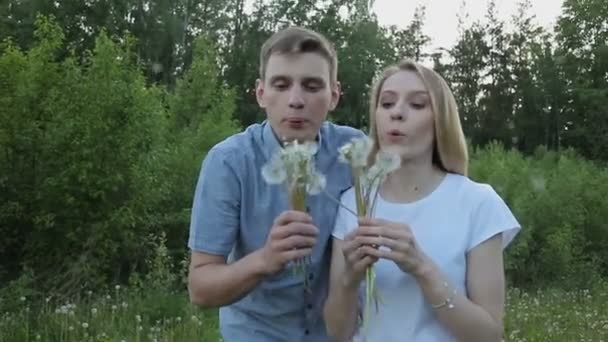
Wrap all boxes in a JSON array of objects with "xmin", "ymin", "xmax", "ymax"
[{"xmin": 445, "ymin": 173, "xmax": 502, "ymax": 204}]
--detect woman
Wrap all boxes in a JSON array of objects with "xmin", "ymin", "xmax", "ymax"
[{"xmin": 323, "ymin": 59, "xmax": 520, "ymax": 341}]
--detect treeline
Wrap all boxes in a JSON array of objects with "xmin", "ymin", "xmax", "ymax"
[{"xmin": 1, "ymin": 0, "xmax": 607, "ymax": 295}]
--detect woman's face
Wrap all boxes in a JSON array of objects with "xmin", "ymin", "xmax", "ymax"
[{"xmin": 375, "ymin": 70, "xmax": 435, "ymax": 162}]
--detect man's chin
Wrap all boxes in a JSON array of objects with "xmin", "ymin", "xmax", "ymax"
[{"xmin": 278, "ymin": 128, "xmax": 318, "ymax": 144}]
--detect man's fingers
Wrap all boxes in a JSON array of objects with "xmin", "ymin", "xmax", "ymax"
[
  {"xmin": 275, "ymin": 234, "xmax": 316, "ymax": 251},
  {"xmin": 274, "ymin": 210, "xmax": 313, "ymax": 226},
  {"xmin": 271, "ymin": 222, "xmax": 318, "ymax": 240},
  {"xmin": 282, "ymin": 247, "xmax": 313, "ymax": 262}
]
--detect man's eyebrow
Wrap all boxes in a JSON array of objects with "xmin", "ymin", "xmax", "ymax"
[
  {"xmin": 302, "ymin": 76, "xmax": 326, "ymax": 85},
  {"xmin": 268, "ymin": 75, "xmax": 290, "ymax": 83}
]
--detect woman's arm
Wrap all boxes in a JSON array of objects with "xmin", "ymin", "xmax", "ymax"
[
  {"xmin": 323, "ymin": 238, "xmax": 362, "ymax": 342},
  {"xmin": 415, "ymin": 233, "xmax": 505, "ymax": 342}
]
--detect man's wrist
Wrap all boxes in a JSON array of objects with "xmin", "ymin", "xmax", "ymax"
[{"xmin": 248, "ymin": 248, "xmax": 273, "ymax": 277}]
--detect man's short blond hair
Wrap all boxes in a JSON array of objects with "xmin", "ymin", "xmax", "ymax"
[{"xmin": 259, "ymin": 27, "xmax": 338, "ymax": 84}]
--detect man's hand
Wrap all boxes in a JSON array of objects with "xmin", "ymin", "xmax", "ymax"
[{"xmin": 258, "ymin": 210, "xmax": 319, "ymax": 275}]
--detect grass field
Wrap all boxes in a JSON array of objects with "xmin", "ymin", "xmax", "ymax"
[{"xmin": 1, "ymin": 285, "xmax": 607, "ymax": 342}]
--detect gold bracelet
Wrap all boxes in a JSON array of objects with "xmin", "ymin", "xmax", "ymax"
[{"xmin": 431, "ymin": 282, "xmax": 457, "ymax": 310}]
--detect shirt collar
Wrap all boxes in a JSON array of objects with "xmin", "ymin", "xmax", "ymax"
[{"xmin": 261, "ymin": 120, "xmax": 324, "ymax": 160}]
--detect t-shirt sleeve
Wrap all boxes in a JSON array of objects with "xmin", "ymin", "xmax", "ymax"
[
  {"xmin": 468, "ymin": 185, "xmax": 521, "ymax": 252},
  {"xmin": 331, "ymin": 188, "xmax": 358, "ymax": 240},
  {"xmin": 188, "ymin": 146, "xmax": 240, "ymax": 256}
]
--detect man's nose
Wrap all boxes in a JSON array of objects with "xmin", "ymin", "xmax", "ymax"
[{"xmin": 288, "ymin": 86, "xmax": 305, "ymax": 109}]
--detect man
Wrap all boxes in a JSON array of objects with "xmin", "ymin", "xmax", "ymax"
[{"xmin": 187, "ymin": 26, "xmax": 363, "ymax": 341}]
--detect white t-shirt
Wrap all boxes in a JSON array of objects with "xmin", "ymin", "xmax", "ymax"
[{"xmin": 332, "ymin": 172, "xmax": 521, "ymax": 342}]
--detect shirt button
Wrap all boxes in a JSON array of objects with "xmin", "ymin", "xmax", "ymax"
[
  {"xmin": 308, "ymin": 273, "xmax": 314, "ymax": 280},
  {"xmin": 307, "ymin": 304, "xmax": 313, "ymax": 309},
  {"xmin": 305, "ymin": 329, "xmax": 310, "ymax": 335}
]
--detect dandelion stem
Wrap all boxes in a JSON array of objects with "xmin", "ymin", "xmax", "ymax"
[{"xmin": 321, "ymin": 190, "xmax": 358, "ymax": 217}]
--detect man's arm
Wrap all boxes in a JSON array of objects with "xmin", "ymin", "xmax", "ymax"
[
  {"xmin": 188, "ymin": 211, "xmax": 318, "ymax": 308},
  {"xmin": 188, "ymin": 250, "xmax": 268, "ymax": 307}
]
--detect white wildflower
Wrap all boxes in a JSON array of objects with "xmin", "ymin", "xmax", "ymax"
[
  {"xmin": 82, "ymin": 322, "xmax": 89, "ymax": 329},
  {"xmin": 338, "ymin": 136, "xmax": 373, "ymax": 167},
  {"xmin": 261, "ymin": 140, "xmax": 326, "ymax": 197},
  {"xmin": 375, "ymin": 149, "xmax": 401, "ymax": 174},
  {"xmin": 91, "ymin": 308, "xmax": 97, "ymax": 315},
  {"xmin": 306, "ymin": 172, "xmax": 326, "ymax": 195},
  {"xmin": 19, "ymin": 297, "xmax": 25, "ymax": 302},
  {"xmin": 335, "ymin": 138, "xmax": 402, "ymax": 336},
  {"xmin": 261, "ymin": 156, "xmax": 287, "ymax": 184}
]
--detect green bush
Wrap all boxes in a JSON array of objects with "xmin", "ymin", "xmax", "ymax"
[
  {"xmin": 0, "ymin": 16, "xmax": 239, "ymax": 295},
  {"xmin": 470, "ymin": 142, "xmax": 608, "ymax": 289},
  {"xmin": 1, "ymin": 15, "xmax": 606, "ymax": 295}
]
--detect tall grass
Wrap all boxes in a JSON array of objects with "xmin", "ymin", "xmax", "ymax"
[{"xmin": 1, "ymin": 283, "xmax": 607, "ymax": 341}]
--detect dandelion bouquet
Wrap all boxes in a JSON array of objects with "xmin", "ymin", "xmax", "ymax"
[
  {"xmin": 261, "ymin": 139, "xmax": 326, "ymax": 283},
  {"xmin": 337, "ymin": 136, "xmax": 401, "ymax": 332}
]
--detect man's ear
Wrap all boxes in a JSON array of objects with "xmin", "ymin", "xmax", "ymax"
[
  {"xmin": 255, "ymin": 78, "xmax": 266, "ymax": 108},
  {"xmin": 329, "ymin": 81, "xmax": 341, "ymax": 111}
]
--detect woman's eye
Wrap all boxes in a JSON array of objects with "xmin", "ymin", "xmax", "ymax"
[
  {"xmin": 381, "ymin": 102, "xmax": 393, "ymax": 109},
  {"xmin": 411, "ymin": 102, "xmax": 426, "ymax": 109}
]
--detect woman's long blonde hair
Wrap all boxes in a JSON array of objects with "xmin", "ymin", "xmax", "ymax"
[{"xmin": 368, "ymin": 59, "xmax": 469, "ymax": 176}]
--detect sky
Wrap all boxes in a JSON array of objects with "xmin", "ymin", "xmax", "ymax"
[{"xmin": 372, "ymin": 0, "xmax": 564, "ymax": 50}]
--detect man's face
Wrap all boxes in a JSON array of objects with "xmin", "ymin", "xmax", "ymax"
[{"xmin": 256, "ymin": 52, "xmax": 340, "ymax": 143}]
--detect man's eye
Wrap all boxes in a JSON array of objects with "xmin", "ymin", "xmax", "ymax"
[
  {"xmin": 274, "ymin": 83, "xmax": 288, "ymax": 90},
  {"xmin": 381, "ymin": 102, "xmax": 394, "ymax": 109},
  {"xmin": 304, "ymin": 83, "xmax": 322, "ymax": 91}
]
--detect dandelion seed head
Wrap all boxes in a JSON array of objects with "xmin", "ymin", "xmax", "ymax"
[
  {"xmin": 262, "ymin": 139, "xmax": 324, "ymax": 195},
  {"xmin": 307, "ymin": 172, "xmax": 326, "ymax": 195},
  {"xmin": 82, "ymin": 322, "xmax": 89, "ymax": 329},
  {"xmin": 261, "ymin": 159, "xmax": 287, "ymax": 184},
  {"xmin": 375, "ymin": 150, "xmax": 401, "ymax": 174},
  {"xmin": 338, "ymin": 136, "xmax": 373, "ymax": 167},
  {"xmin": 19, "ymin": 297, "xmax": 25, "ymax": 302}
]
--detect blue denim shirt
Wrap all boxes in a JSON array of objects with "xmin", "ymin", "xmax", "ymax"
[{"xmin": 188, "ymin": 120, "xmax": 363, "ymax": 341}]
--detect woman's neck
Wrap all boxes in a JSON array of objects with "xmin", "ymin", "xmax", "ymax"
[{"xmin": 381, "ymin": 159, "xmax": 446, "ymax": 204}]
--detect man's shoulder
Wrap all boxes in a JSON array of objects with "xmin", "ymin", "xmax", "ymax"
[
  {"xmin": 205, "ymin": 123, "xmax": 263, "ymax": 162},
  {"xmin": 321, "ymin": 121, "xmax": 365, "ymax": 144}
]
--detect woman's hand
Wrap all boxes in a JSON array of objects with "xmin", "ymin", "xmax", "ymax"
[
  {"xmin": 354, "ymin": 217, "xmax": 432, "ymax": 277},
  {"xmin": 341, "ymin": 227, "xmax": 379, "ymax": 288}
]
